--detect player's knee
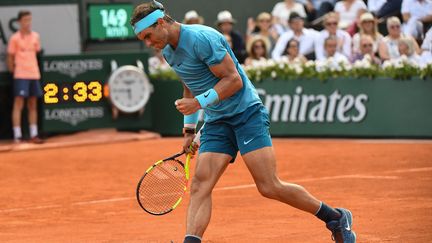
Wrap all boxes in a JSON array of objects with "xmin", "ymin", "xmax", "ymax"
[
  {"xmin": 256, "ymin": 181, "xmax": 280, "ymax": 200},
  {"xmin": 189, "ymin": 177, "xmax": 200, "ymax": 195},
  {"xmin": 189, "ymin": 175, "xmax": 212, "ymax": 197}
]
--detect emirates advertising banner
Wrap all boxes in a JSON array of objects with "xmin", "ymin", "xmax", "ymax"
[
  {"xmin": 149, "ymin": 77, "xmax": 432, "ymax": 137},
  {"xmin": 252, "ymin": 78, "xmax": 432, "ymax": 137}
]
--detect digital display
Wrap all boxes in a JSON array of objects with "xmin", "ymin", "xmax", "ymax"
[
  {"xmin": 43, "ymin": 81, "xmax": 104, "ymax": 104},
  {"xmin": 41, "ymin": 52, "xmax": 152, "ymax": 133},
  {"xmin": 88, "ymin": 4, "xmax": 134, "ymax": 40}
]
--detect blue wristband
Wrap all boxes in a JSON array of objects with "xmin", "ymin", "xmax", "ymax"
[
  {"xmin": 195, "ymin": 89, "xmax": 219, "ymax": 108},
  {"xmin": 184, "ymin": 111, "xmax": 199, "ymax": 128}
]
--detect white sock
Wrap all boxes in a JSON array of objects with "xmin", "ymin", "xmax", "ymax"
[
  {"xmin": 185, "ymin": 234, "xmax": 202, "ymax": 240},
  {"xmin": 13, "ymin": 126, "xmax": 22, "ymax": 140},
  {"xmin": 315, "ymin": 201, "xmax": 323, "ymax": 215},
  {"xmin": 30, "ymin": 124, "xmax": 38, "ymax": 138}
]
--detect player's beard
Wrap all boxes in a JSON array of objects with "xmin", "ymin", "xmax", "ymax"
[{"xmin": 153, "ymin": 41, "xmax": 167, "ymax": 50}]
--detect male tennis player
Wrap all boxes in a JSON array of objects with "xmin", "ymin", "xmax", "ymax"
[{"xmin": 131, "ymin": 1, "xmax": 356, "ymax": 242}]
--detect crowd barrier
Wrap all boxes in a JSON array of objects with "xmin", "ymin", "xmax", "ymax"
[
  {"xmin": 152, "ymin": 77, "xmax": 432, "ymax": 138},
  {"xmin": 0, "ymin": 52, "xmax": 431, "ymax": 139}
]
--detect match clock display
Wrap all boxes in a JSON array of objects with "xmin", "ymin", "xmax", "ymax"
[
  {"xmin": 43, "ymin": 81, "xmax": 104, "ymax": 104},
  {"xmin": 41, "ymin": 52, "xmax": 152, "ymax": 133}
]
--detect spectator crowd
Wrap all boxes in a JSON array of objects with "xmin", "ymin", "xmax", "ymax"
[{"xmin": 148, "ymin": 0, "xmax": 432, "ymax": 74}]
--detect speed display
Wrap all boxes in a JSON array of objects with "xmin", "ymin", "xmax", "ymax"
[{"xmin": 88, "ymin": 4, "xmax": 135, "ymax": 40}]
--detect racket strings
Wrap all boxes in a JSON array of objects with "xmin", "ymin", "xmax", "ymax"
[{"xmin": 138, "ymin": 159, "xmax": 187, "ymax": 214}]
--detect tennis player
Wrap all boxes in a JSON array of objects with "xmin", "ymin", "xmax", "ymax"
[{"xmin": 131, "ymin": 1, "xmax": 356, "ymax": 242}]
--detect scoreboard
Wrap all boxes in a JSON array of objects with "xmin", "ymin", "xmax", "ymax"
[{"xmin": 41, "ymin": 52, "xmax": 153, "ymax": 133}]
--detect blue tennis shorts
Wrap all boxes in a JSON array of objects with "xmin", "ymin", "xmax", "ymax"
[
  {"xmin": 199, "ymin": 103, "xmax": 272, "ymax": 161},
  {"xmin": 14, "ymin": 79, "xmax": 43, "ymax": 97}
]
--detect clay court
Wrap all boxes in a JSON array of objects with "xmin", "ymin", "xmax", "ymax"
[{"xmin": 1, "ymin": 134, "xmax": 431, "ymax": 242}]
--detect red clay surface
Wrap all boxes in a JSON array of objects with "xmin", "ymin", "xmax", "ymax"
[{"xmin": 0, "ymin": 136, "xmax": 431, "ymax": 242}]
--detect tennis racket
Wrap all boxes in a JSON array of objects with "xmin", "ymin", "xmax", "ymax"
[{"xmin": 136, "ymin": 131, "xmax": 201, "ymax": 215}]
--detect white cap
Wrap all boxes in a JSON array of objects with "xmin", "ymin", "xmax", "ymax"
[
  {"xmin": 185, "ymin": 10, "xmax": 199, "ymax": 21},
  {"xmin": 216, "ymin": 10, "xmax": 236, "ymax": 24}
]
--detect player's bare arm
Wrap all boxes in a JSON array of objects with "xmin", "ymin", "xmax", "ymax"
[
  {"xmin": 182, "ymin": 81, "xmax": 193, "ymax": 99},
  {"xmin": 175, "ymin": 81, "xmax": 197, "ymax": 115},
  {"xmin": 174, "ymin": 53, "xmax": 242, "ymax": 115},
  {"xmin": 178, "ymin": 81, "xmax": 198, "ymax": 155},
  {"xmin": 209, "ymin": 52, "xmax": 243, "ymax": 100}
]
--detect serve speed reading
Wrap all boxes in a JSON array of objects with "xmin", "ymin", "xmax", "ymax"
[
  {"xmin": 88, "ymin": 4, "xmax": 134, "ymax": 40},
  {"xmin": 43, "ymin": 81, "xmax": 104, "ymax": 104},
  {"xmin": 100, "ymin": 8, "xmax": 128, "ymax": 28}
]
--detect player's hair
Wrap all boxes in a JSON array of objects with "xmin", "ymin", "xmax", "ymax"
[
  {"xmin": 18, "ymin": 10, "xmax": 31, "ymax": 20},
  {"xmin": 130, "ymin": 1, "xmax": 174, "ymax": 27}
]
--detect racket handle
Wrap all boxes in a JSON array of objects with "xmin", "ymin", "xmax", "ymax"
[{"xmin": 193, "ymin": 124, "xmax": 203, "ymax": 145}]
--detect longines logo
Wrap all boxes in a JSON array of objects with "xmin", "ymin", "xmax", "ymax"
[
  {"xmin": 44, "ymin": 107, "xmax": 104, "ymax": 126},
  {"xmin": 43, "ymin": 59, "xmax": 103, "ymax": 78}
]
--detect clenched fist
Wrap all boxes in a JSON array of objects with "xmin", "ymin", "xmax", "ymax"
[{"xmin": 175, "ymin": 98, "xmax": 201, "ymax": 115}]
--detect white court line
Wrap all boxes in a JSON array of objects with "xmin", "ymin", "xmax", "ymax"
[
  {"xmin": 0, "ymin": 204, "xmax": 61, "ymax": 213},
  {"xmin": 214, "ymin": 167, "xmax": 432, "ymax": 192},
  {"xmin": 353, "ymin": 139, "xmax": 432, "ymax": 144},
  {"xmin": 384, "ymin": 167, "xmax": 432, "ymax": 174},
  {"xmin": 71, "ymin": 197, "xmax": 133, "ymax": 206},
  {"xmin": 0, "ymin": 166, "xmax": 429, "ymax": 214},
  {"xmin": 0, "ymin": 198, "xmax": 136, "ymax": 214},
  {"xmin": 214, "ymin": 175, "xmax": 400, "ymax": 192},
  {"xmin": 270, "ymin": 138, "xmax": 432, "ymax": 144}
]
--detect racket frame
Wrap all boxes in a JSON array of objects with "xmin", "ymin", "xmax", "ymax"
[{"xmin": 136, "ymin": 152, "xmax": 191, "ymax": 215}]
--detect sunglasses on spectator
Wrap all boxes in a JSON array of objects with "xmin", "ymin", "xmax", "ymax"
[
  {"xmin": 389, "ymin": 25, "xmax": 400, "ymax": 29},
  {"xmin": 362, "ymin": 44, "xmax": 373, "ymax": 47},
  {"xmin": 259, "ymin": 19, "xmax": 271, "ymax": 23},
  {"xmin": 254, "ymin": 45, "xmax": 265, "ymax": 49},
  {"xmin": 289, "ymin": 45, "xmax": 299, "ymax": 48}
]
